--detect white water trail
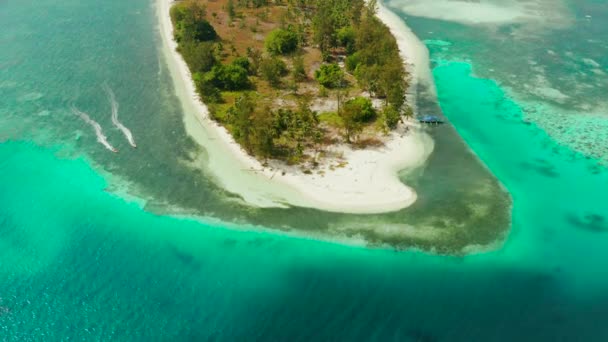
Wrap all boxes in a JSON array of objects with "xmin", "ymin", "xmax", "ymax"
[
  {"xmin": 71, "ymin": 106, "xmax": 118, "ymax": 153},
  {"xmin": 102, "ymin": 83, "xmax": 137, "ymax": 148}
]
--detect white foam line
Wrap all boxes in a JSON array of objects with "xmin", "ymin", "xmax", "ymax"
[
  {"xmin": 102, "ymin": 83, "xmax": 137, "ymax": 148},
  {"xmin": 71, "ymin": 106, "xmax": 118, "ymax": 153}
]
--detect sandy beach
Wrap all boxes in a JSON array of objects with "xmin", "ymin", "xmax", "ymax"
[{"xmin": 157, "ymin": 0, "xmax": 434, "ymax": 214}]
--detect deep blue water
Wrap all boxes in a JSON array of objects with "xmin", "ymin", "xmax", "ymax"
[{"xmin": 1, "ymin": 0, "xmax": 608, "ymax": 340}]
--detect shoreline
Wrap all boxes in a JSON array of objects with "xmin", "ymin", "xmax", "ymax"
[
  {"xmin": 376, "ymin": 0, "xmax": 437, "ymax": 101},
  {"xmin": 156, "ymin": 0, "xmax": 434, "ymax": 214}
]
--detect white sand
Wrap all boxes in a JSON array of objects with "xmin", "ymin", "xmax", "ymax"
[
  {"xmin": 157, "ymin": 0, "xmax": 434, "ymax": 214},
  {"xmin": 388, "ymin": 0, "xmax": 572, "ymax": 31}
]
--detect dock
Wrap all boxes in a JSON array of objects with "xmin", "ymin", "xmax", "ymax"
[{"xmin": 418, "ymin": 115, "xmax": 445, "ymax": 125}]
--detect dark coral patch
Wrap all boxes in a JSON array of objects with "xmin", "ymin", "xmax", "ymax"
[
  {"xmin": 520, "ymin": 159, "xmax": 560, "ymax": 178},
  {"xmin": 565, "ymin": 213, "xmax": 607, "ymax": 232}
]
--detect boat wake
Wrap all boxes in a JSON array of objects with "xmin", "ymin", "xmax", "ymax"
[
  {"xmin": 102, "ymin": 83, "xmax": 137, "ymax": 148},
  {"xmin": 71, "ymin": 105, "xmax": 118, "ymax": 153}
]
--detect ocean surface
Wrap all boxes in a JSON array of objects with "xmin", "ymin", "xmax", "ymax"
[{"xmin": 1, "ymin": 0, "xmax": 607, "ymax": 340}]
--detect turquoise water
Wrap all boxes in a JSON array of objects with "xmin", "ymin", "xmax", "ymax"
[
  {"xmin": 2, "ymin": 0, "xmax": 608, "ymax": 340},
  {"xmin": 0, "ymin": 0, "xmax": 512, "ymax": 251}
]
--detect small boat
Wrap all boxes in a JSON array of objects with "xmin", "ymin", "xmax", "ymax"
[{"xmin": 418, "ymin": 115, "xmax": 445, "ymax": 124}]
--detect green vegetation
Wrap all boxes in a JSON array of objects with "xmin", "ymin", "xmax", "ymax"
[
  {"xmin": 205, "ymin": 63, "xmax": 251, "ymax": 91},
  {"xmin": 265, "ymin": 28, "xmax": 299, "ymax": 55},
  {"xmin": 340, "ymin": 97, "xmax": 376, "ymax": 142},
  {"xmin": 178, "ymin": 41, "xmax": 217, "ymax": 74},
  {"xmin": 171, "ymin": 0, "xmax": 410, "ymax": 164},
  {"xmin": 259, "ymin": 56, "xmax": 287, "ymax": 88},
  {"xmin": 314, "ymin": 64, "xmax": 345, "ymax": 88},
  {"xmin": 227, "ymin": 0, "xmax": 236, "ymax": 21},
  {"xmin": 382, "ymin": 106, "xmax": 401, "ymax": 129},
  {"xmin": 337, "ymin": 26, "xmax": 356, "ymax": 54},
  {"xmin": 170, "ymin": 2, "xmax": 217, "ymax": 43},
  {"xmin": 344, "ymin": 97, "xmax": 376, "ymax": 122},
  {"xmin": 225, "ymin": 94, "xmax": 321, "ymax": 163},
  {"xmin": 193, "ymin": 73, "xmax": 222, "ymax": 104},
  {"xmin": 292, "ymin": 55, "xmax": 307, "ymax": 82},
  {"xmin": 318, "ymin": 111, "xmax": 342, "ymax": 127},
  {"xmin": 312, "ymin": 0, "xmax": 407, "ymax": 110},
  {"xmin": 231, "ymin": 56, "xmax": 252, "ymax": 74}
]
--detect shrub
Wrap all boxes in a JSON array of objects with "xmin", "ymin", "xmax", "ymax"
[
  {"xmin": 205, "ymin": 64, "xmax": 250, "ymax": 91},
  {"xmin": 171, "ymin": 4, "xmax": 217, "ymax": 43},
  {"xmin": 318, "ymin": 85, "xmax": 328, "ymax": 97},
  {"xmin": 382, "ymin": 106, "xmax": 401, "ymax": 129},
  {"xmin": 340, "ymin": 106, "xmax": 363, "ymax": 143},
  {"xmin": 344, "ymin": 97, "xmax": 376, "ymax": 123},
  {"xmin": 314, "ymin": 63, "xmax": 345, "ymax": 88},
  {"xmin": 292, "ymin": 55, "xmax": 307, "ymax": 82},
  {"xmin": 178, "ymin": 41, "xmax": 217, "ymax": 73},
  {"xmin": 260, "ymin": 56, "xmax": 288, "ymax": 87},
  {"xmin": 227, "ymin": 94, "xmax": 256, "ymax": 148},
  {"xmin": 345, "ymin": 53, "xmax": 361, "ymax": 72},
  {"xmin": 265, "ymin": 28, "xmax": 299, "ymax": 55},
  {"xmin": 337, "ymin": 26, "xmax": 356, "ymax": 54},
  {"xmin": 227, "ymin": 0, "xmax": 236, "ymax": 21},
  {"xmin": 354, "ymin": 64, "xmax": 380, "ymax": 94},
  {"xmin": 231, "ymin": 57, "xmax": 252, "ymax": 74},
  {"xmin": 193, "ymin": 72, "xmax": 222, "ymax": 104},
  {"xmin": 403, "ymin": 106, "xmax": 414, "ymax": 120},
  {"xmin": 189, "ymin": 20, "xmax": 217, "ymax": 42},
  {"xmin": 246, "ymin": 47, "xmax": 263, "ymax": 75}
]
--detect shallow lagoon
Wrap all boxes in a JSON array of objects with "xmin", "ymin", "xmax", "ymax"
[
  {"xmin": 1, "ymin": 0, "xmax": 608, "ymax": 340},
  {"xmin": 0, "ymin": 0, "xmax": 511, "ymax": 251}
]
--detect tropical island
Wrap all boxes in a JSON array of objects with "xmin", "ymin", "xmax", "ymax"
[
  {"xmin": 171, "ymin": 0, "xmax": 410, "ymax": 161},
  {"xmin": 159, "ymin": 0, "xmax": 434, "ymax": 213}
]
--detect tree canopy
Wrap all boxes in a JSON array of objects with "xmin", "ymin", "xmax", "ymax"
[
  {"xmin": 344, "ymin": 97, "xmax": 376, "ymax": 123},
  {"xmin": 170, "ymin": 2, "xmax": 217, "ymax": 43},
  {"xmin": 170, "ymin": 0, "xmax": 411, "ymax": 163},
  {"xmin": 265, "ymin": 28, "xmax": 299, "ymax": 55},
  {"xmin": 260, "ymin": 56, "xmax": 288, "ymax": 88},
  {"xmin": 205, "ymin": 63, "xmax": 251, "ymax": 91},
  {"xmin": 178, "ymin": 41, "xmax": 217, "ymax": 74},
  {"xmin": 314, "ymin": 64, "xmax": 345, "ymax": 88}
]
